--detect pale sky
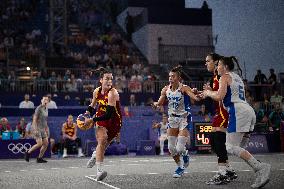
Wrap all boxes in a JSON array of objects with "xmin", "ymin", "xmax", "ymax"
[{"xmin": 185, "ymin": 0, "xmax": 284, "ymax": 81}]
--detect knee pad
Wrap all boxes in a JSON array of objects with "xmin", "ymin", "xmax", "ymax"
[
  {"xmin": 167, "ymin": 136, "xmax": 177, "ymax": 156},
  {"xmin": 176, "ymin": 136, "xmax": 188, "ymax": 154},
  {"xmin": 226, "ymin": 144, "xmax": 245, "ymax": 157}
]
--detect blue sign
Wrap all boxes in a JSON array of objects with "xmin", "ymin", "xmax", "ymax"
[
  {"xmin": 243, "ymin": 134, "xmax": 269, "ymax": 153},
  {"xmin": 0, "ymin": 139, "xmax": 51, "ymax": 159}
]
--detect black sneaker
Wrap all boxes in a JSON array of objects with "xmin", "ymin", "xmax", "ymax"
[
  {"xmin": 24, "ymin": 152, "xmax": 30, "ymax": 162},
  {"xmin": 226, "ymin": 170, "xmax": 238, "ymax": 181},
  {"xmin": 37, "ymin": 158, "xmax": 48, "ymax": 163},
  {"xmin": 206, "ymin": 173, "xmax": 230, "ymax": 185}
]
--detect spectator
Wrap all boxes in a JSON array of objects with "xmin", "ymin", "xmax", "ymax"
[
  {"xmin": 129, "ymin": 94, "xmax": 137, "ymax": 106},
  {"xmin": 62, "ymin": 115, "xmax": 84, "ymax": 158},
  {"xmin": 65, "ymin": 74, "xmax": 78, "ymax": 92},
  {"xmin": 245, "ymin": 90, "xmax": 254, "ymax": 106},
  {"xmin": 268, "ymin": 104, "xmax": 284, "ymax": 132},
  {"xmin": 7, "ymin": 71, "xmax": 16, "ymax": 92},
  {"xmin": 115, "ymin": 78, "xmax": 124, "ymax": 93},
  {"xmin": 46, "ymin": 94, "xmax": 58, "ymax": 109},
  {"xmin": 197, "ymin": 104, "xmax": 211, "ymax": 122},
  {"xmin": 0, "ymin": 117, "xmax": 11, "ymax": 138},
  {"xmin": 254, "ymin": 69, "xmax": 267, "ymax": 84},
  {"xmin": 25, "ymin": 115, "xmax": 34, "ymax": 139},
  {"xmin": 254, "ymin": 70, "xmax": 267, "ymax": 101},
  {"xmin": 19, "ymin": 94, "xmax": 35, "ymax": 109},
  {"xmin": 253, "ymin": 102, "xmax": 269, "ymax": 132},
  {"xmin": 16, "ymin": 117, "xmax": 27, "ymax": 138},
  {"xmin": 48, "ymin": 71, "xmax": 58, "ymax": 92},
  {"xmin": 268, "ymin": 68, "xmax": 277, "ymax": 90},
  {"xmin": 34, "ymin": 71, "xmax": 45, "ymax": 91},
  {"xmin": 270, "ymin": 90, "xmax": 283, "ymax": 107},
  {"xmin": 152, "ymin": 114, "xmax": 168, "ymax": 155}
]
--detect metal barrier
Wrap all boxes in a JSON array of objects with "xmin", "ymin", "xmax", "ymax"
[{"xmin": 0, "ymin": 79, "xmax": 206, "ymax": 93}]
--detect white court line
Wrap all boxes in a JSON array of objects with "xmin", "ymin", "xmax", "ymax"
[
  {"xmin": 51, "ymin": 168, "xmax": 60, "ymax": 170},
  {"xmin": 127, "ymin": 164, "xmax": 140, "ymax": 166},
  {"xmin": 19, "ymin": 170, "xmax": 27, "ymax": 172},
  {"xmin": 34, "ymin": 169, "xmax": 45, "ymax": 171},
  {"xmin": 148, "ymin": 173, "xmax": 158, "ymax": 175},
  {"xmin": 117, "ymin": 174, "xmax": 127, "ymax": 176},
  {"xmin": 68, "ymin": 167, "xmax": 79, "ymax": 169},
  {"xmin": 4, "ymin": 171, "xmax": 11, "ymax": 173},
  {"xmin": 85, "ymin": 175, "xmax": 120, "ymax": 189}
]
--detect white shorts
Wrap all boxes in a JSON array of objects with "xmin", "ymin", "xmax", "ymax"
[
  {"xmin": 226, "ymin": 132, "xmax": 245, "ymax": 147},
  {"xmin": 168, "ymin": 115, "xmax": 191, "ymax": 130},
  {"xmin": 227, "ymin": 103, "xmax": 256, "ymax": 133}
]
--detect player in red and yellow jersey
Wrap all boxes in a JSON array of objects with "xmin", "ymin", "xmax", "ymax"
[
  {"xmin": 84, "ymin": 67, "xmax": 122, "ymax": 181},
  {"xmin": 62, "ymin": 115, "xmax": 84, "ymax": 158},
  {"xmin": 203, "ymin": 53, "xmax": 237, "ymax": 185}
]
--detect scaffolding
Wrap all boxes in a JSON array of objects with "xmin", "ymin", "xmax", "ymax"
[{"xmin": 48, "ymin": 0, "xmax": 67, "ymax": 56}]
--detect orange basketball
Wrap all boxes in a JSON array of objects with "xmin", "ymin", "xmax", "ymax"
[{"xmin": 76, "ymin": 113, "xmax": 94, "ymax": 130}]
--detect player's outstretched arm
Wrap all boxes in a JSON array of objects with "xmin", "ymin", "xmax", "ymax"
[
  {"xmin": 152, "ymin": 86, "xmax": 167, "ymax": 109},
  {"xmin": 183, "ymin": 86, "xmax": 201, "ymax": 101}
]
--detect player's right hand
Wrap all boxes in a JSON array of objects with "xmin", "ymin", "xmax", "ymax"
[
  {"xmin": 203, "ymin": 83, "xmax": 212, "ymax": 91},
  {"xmin": 151, "ymin": 102, "xmax": 159, "ymax": 110}
]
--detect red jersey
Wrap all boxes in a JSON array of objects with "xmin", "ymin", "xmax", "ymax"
[
  {"xmin": 211, "ymin": 75, "xmax": 228, "ymax": 128},
  {"xmin": 95, "ymin": 87, "xmax": 122, "ymax": 139}
]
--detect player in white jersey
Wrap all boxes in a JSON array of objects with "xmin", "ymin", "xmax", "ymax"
[
  {"xmin": 201, "ymin": 56, "xmax": 271, "ymax": 188},
  {"xmin": 152, "ymin": 66, "xmax": 200, "ymax": 178},
  {"xmin": 152, "ymin": 114, "xmax": 168, "ymax": 155}
]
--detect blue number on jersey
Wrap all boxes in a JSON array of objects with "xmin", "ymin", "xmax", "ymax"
[{"xmin": 239, "ymin": 85, "xmax": 245, "ymax": 100}]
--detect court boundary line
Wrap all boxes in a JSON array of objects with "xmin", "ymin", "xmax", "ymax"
[{"xmin": 85, "ymin": 175, "xmax": 120, "ymax": 189}]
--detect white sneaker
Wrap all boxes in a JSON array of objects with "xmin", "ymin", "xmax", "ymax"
[
  {"xmin": 78, "ymin": 152, "xmax": 85, "ymax": 157},
  {"xmin": 62, "ymin": 149, "xmax": 68, "ymax": 158},
  {"xmin": 86, "ymin": 151, "xmax": 96, "ymax": 168},
  {"xmin": 96, "ymin": 171, "xmax": 107, "ymax": 181},
  {"xmin": 251, "ymin": 163, "xmax": 271, "ymax": 188}
]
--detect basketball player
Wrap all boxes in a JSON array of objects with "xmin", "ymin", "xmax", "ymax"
[
  {"xmin": 152, "ymin": 114, "xmax": 168, "ymax": 155},
  {"xmin": 84, "ymin": 67, "xmax": 122, "ymax": 181},
  {"xmin": 201, "ymin": 56, "xmax": 271, "ymax": 188},
  {"xmin": 24, "ymin": 96, "xmax": 49, "ymax": 163},
  {"xmin": 152, "ymin": 66, "xmax": 200, "ymax": 178},
  {"xmin": 204, "ymin": 53, "xmax": 237, "ymax": 184}
]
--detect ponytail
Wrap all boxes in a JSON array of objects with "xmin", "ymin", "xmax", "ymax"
[{"xmin": 230, "ymin": 56, "xmax": 243, "ymax": 78}]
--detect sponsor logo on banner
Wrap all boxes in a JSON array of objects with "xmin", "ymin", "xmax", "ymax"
[{"xmin": 8, "ymin": 143, "xmax": 31, "ymax": 154}]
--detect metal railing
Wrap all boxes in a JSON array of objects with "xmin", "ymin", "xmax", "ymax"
[{"xmin": 0, "ymin": 79, "xmax": 206, "ymax": 93}]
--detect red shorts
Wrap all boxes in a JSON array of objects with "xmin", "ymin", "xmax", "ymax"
[
  {"xmin": 97, "ymin": 118, "xmax": 122, "ymax": 141},
  {"xmin": 212, "ymin": 112, "xmax": 228, "ymax": 128}
]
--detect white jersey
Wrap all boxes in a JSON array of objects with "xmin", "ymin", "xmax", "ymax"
[
  {"xmin": 223, "ymin": 72, "xmax": 248, "ymax": 108},
  {"xmin": 158, "ymin": 122, "xmax": 167, "ymax": 136},
  {"xmin": 223, "ymin": 72, "xmax": 255, "ymax": 133},
  {"xmin": 166, "ymin": 83, "xmax": 191, "ymax": 116}
]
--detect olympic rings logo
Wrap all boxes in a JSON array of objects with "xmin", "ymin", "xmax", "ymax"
[
  {"xmin": 8, "ymin": 143, "xmax": 32, "ymax": 154},
  {"xmin": 144, "ymin": 146, "xmax": 152, "ymax": 151}
]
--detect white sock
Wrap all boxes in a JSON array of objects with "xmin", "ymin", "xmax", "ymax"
[
  {"xmin": 218, "ymin": 165, "xmax": 227, "ymax": 175},
  {"xmin": 160, "ymin": 140, "xmax": 164, "ymax": 153},
  {"xmin": 247, "ymin": 157, "xmax": 261, "ymax": 171},
  {"xmin": 96, "ymin": 162, "xmax": 104, "ymax": 173}
]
